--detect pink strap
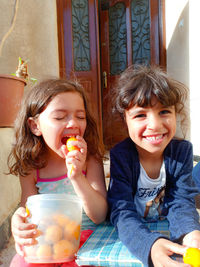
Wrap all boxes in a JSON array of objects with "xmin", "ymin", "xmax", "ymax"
[{"xmin": 36, "ymin": 169, "xmax": 87, "ymax": 182}]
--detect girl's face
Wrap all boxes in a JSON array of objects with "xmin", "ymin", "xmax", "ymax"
[
  {"xmin": 33, "ymin": 91, "xmax": 86, "ymax": 158},
  {"xmin": 125, "ymin": 97, "xmax": 176, "ymax": 159}
]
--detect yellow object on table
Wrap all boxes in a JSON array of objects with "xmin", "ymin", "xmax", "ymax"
[{"xmin": 183, "ymin": 247, "xmax": 200, "ymax": 267}]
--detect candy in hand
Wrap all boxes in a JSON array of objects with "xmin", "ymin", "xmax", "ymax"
[
  {"xmin": 183, "ymin": 247, "xmax": 200, "ymax": 267},
  {"xmin": 66, "ymin": 137, "xmax": 79, "ymax": 152},
  {"xmin": 66, "ymin": 137, "xmax": 79, "ymax": 176}
]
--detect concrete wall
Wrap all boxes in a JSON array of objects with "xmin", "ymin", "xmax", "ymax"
[
  {"xmin": 165, "ymin": 0, "xmax": 189, "ymax": 140},
  {"xmin": 189, "ymin": 0, "xmax": 200, "ymax": 157},
  {"xmin": 0, "ymin": 0, "xmax": 59, "ymax": 248},
  {"xmin": 166, "ymin": 0, "xmax": 200, "ymax": 158}
]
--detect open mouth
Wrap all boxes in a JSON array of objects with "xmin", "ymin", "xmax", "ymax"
[
  {"xmin": 61, "ymin": 135, "xmax": 76, "ymax": 145},
  {"xmin": 61, "ymin": 136, "xmax": 70, "ymax": 145}
]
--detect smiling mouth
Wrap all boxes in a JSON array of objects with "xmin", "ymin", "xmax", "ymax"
[{"xmin": 145, "ymin": 134, "xmax": 165, "ymax": 141}]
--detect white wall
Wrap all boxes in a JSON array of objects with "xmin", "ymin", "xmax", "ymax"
[
  {"xmin": 0, "ymin": 0, "xmax": 59, "ymax": 227},
  {"xmin": 165, "ymin": 1, "xmax": 190, "ymax": 140},
  {"xmin": 189, "ymin": 0, "xmax": 200, "ymax": 157}
]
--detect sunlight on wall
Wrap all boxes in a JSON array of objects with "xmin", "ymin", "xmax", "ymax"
[
  {"xmin": 165, "ymin": 0, "xmax": 188, "ymax": 49},
  {"xmin": 190, "ymin": 0, "xmax": 200, "ymax": 156}
]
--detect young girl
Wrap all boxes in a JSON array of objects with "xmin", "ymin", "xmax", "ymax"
[
  {"xmin": 107, "ymin": 65, "xmax": 200, "ymax": 267},
  {"xmin": 8, "ymin": 78, "xmax": 108, "ymax": 266}
]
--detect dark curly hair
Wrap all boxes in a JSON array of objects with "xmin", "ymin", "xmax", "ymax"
[
  {"xmin": 8, "ymin": 79, "xmax": 105, "ymax": 177},
  {"xmin": 111, "ymin": 64, "xmax": 189, "ymax": 138}
]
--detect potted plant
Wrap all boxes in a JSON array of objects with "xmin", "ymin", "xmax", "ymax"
[{"xmin": 0, "ymin": 57, "xmax": 28, "ymax": 127}]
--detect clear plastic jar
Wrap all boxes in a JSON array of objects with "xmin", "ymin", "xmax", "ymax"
[{"xmin": 23, "ymin": 194, "xmax": 82, "ymax": 263}]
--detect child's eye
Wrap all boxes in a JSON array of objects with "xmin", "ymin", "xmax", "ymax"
[
  {"xmin": 134, "ymin": 114, "xmax": 146, "ymax": 118},
  {"xmin": 160, "ymin": 109, "xmax": 171, "ymax": 115},
  {"xmin": 54, "ymin": 117, "xmax": 65, "ymax": 120},
  {"xmin": 77, "ymin": 116, "xmax": 86, "ymax": 120}
]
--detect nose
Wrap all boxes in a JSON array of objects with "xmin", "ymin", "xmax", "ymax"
[
  {"xmin": 66, "ymin": 116, "xmax": 78, "ymax": 128},
  {"xmin": 147, "ymin": 113, "xmax": 161, "ymax": 130}
]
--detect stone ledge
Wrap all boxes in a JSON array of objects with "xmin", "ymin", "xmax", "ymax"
[{"xmin": 0, "ymin": 205, "xmax": 18, "ymax": 250}]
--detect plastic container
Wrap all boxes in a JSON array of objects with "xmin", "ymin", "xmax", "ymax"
[{"xmin": 23, "ymin": 194, "xmax": 82, "ymax": 263}]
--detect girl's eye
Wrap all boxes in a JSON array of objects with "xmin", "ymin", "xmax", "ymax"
[
  {"xmin": 76, "ymin": 113, "xmax": 86, "ymax": 120},
  {"xmin": 54, "ymin": 117, "xmax": 65, "ymax": 120},
  {"xmin": 160, "ymin": 109, "xmax": 171, "ymax": 115},
  {"xmin": 134, "ymin": 113, "xmax": 146, "ymax": 118}
]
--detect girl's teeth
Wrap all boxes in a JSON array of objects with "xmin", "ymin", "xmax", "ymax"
[{"xmin": 146, "ymin": 135, "xmax": 163, "ymax": 141}]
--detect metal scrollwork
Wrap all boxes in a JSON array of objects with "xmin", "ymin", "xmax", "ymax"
[
  {"xmin": 71, "ymin": 0, "xmax": 90, "ymax": 71},
  {"xmin": 131, "ymin": 0, "xmax": 151, "ymax": 65},
  {"xmin": 109, "ymin": 2, "xmax": 127, "ymax": 75}
]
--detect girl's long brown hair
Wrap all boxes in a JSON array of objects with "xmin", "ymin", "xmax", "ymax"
[{"xmin": 8, "ymin": 79, "xmax": 104, "ymax": 177}]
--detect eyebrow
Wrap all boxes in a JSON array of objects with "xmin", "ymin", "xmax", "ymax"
[
  {"xmin": 127, "ymin": 107, "xmax": 145, "ymax": 117},
  {"xmin": 51, "ymin": 109, "xmax": 85, "ymax": 113}
]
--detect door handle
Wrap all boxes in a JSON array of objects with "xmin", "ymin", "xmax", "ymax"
[{"xmin": 103, "ymin": 71, "xmax": 107, "ymax": 88}]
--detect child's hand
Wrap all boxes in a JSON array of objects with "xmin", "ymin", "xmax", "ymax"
[
  {"xmin": 183, "ymin": 230, "xmax": 200, "ymax": 249},
  {"xmin": 62, "ymin": 135, "xmax": 87, "ymax": 179},
  {"xmin": 151, "ymin": 238, "xmax": 189, "ymax": 266},
  {"xmin": 11, "ymin": 207, "xmax": 38, "ymax": 256}
]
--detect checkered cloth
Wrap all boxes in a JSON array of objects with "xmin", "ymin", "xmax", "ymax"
[{"xmin": 76, "ymin": 219, "xmax": 169, "ymax": 267}]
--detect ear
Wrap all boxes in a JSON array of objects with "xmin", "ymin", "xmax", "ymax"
[{"xmin": 27, "ymin": 117, "xmax": 42, "ymax": 136}]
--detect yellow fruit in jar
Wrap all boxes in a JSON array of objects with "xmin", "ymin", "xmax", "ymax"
[
  {"xmin": 36, "ymin": 244, "xmax": 52, "ymax": 258},
  {"xmin": 183, "ymin": 247, "xmax": 200, "ymax": 267},
  {"xmin": 53, "ymin": 239, "xmax": 77, "ymax": 260},
  {"xmin": 66, "ymin": 137, "xmax": 79, "ymax": 152},
  {"xmin": 53, "ymin": 214, "xmax": 70, "ymax": 227},
  {"xmin": 45, "ymin": 224, "xmax": 63, "ymax": 244},
  {"xmin": 64, "ymin": 221, "xmax": 81, "ymax": 241}
]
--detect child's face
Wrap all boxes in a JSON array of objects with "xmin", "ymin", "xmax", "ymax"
[
  {"xmin": 125, "ymin": 97, "xmax": 176, "ymax": 158},
  {"xmin": 34, "ymin": 91, "xmax": 86, "ymax": 158}
]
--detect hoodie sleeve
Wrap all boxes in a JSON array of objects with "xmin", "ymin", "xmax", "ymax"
[
  {"xmin": 164, "ymin": 140, "xmax": 200, "ymax": 240},
  {"xmin": 107, "ymin": 139, "xmax": 167, "ymax": 266}
]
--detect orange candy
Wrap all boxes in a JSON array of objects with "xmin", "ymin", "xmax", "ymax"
[
  {"xmin": 36, "ymin": 244, "xmax": 52, "ymax": 258},
  {"xmin": 66, "ymin": 137, "xmax": 79, "ymax": 152},
  {"xmin": 64, "ymin": 221, "xmax": 81, "ymax": 241},
  {"xmin": 53, "ymin": 239, "xmax": 77, "ymax": 260},
  {"xmin": 45, "ymin": 225, "xmax": 63, "ymax": 244},
  {"xmin": 183, "ymin": 247, "xmax": 200, "ymax": 267}
]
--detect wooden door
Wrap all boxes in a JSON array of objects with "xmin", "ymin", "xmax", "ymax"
[
  {"xmin": 100, "ymin": 0, "xmax": 166, "ymax": 149},
  {"xmin": 57, "ymin": 0, "xmax": 102, "ymax": 135},
  {"xmin": 57, "ymin": 0, "xmax": 166, "ymax": 149}
]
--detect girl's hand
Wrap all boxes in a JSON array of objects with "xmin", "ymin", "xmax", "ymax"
[
  {"xmin": 62, "ymin": 135, "xmax": 87, "ymax": 179},
  {"xmin": 151, "ymin": 238, "xmax": 189, "ymax": 267},
  {"xmin": 183, "ymin": 230, "xmax": 200, "ymax": 249},
  {"xmin": 11, "ymin": 207, "xmax": 38, "ymax": 256}
]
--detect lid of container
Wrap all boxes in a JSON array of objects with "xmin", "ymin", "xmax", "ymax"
[{"xmin": 26, "ymin": 193, "xmax": 82, "ymax": 205}]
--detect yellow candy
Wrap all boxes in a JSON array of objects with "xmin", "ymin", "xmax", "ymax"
[
  {"xmin": 183, "ymin": 247, "xmax": 200, "ymax": 267},
  {"xmin": 66, "ymin": 137, "xmax": 79, "ymax": 152},
  {"xmin": 53, "ymin": 239, "xmax": 77, "ymax": 260},
  {"xmin": 66, "ymin": 137, "xmax": 79, "ymax": 175},
  {"xmin": 36, "ymin": 244, "xmax": 52, "ymax": 258},
  {"xmin": 25, "ymin": 206, "xmax": 30, "ymax": 217},
  {"xmin": 45, "ymin": 225, "xmax": 63, "ymax": 244}
]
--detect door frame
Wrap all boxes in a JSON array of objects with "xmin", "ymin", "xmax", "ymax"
[
  {"xmin": 56, "ymin": 0, "xmax": 166, "ymax": 145},
  {"xmin": 56, "ymin": 0, "xmax": 103, "ymax": 135}
]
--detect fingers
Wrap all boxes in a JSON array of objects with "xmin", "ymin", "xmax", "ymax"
[
  {"xmin": 66, "ymin": 137, "xmax": 87, "ymax": 163},
  {"xmin": 15, "ymin": 243, "xmax": 24, "ymax": 257},
  {"xmin": 11, "ymin": 206, "xmax": 38, "ymax": 252},
  {"xmin": 151, "ymin": 238, "xmax": 191, "ymax": 267},
  {"xmin": 12, "ymin": 223, "xmax": 37, "ymax": 238},
  {"xmin": 70, "ymin": 135, "xmax": 87, "ymax": 154},
  {"xmin": 166, "ymin": 242, "xmax": 187, "ymax": 256}
]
